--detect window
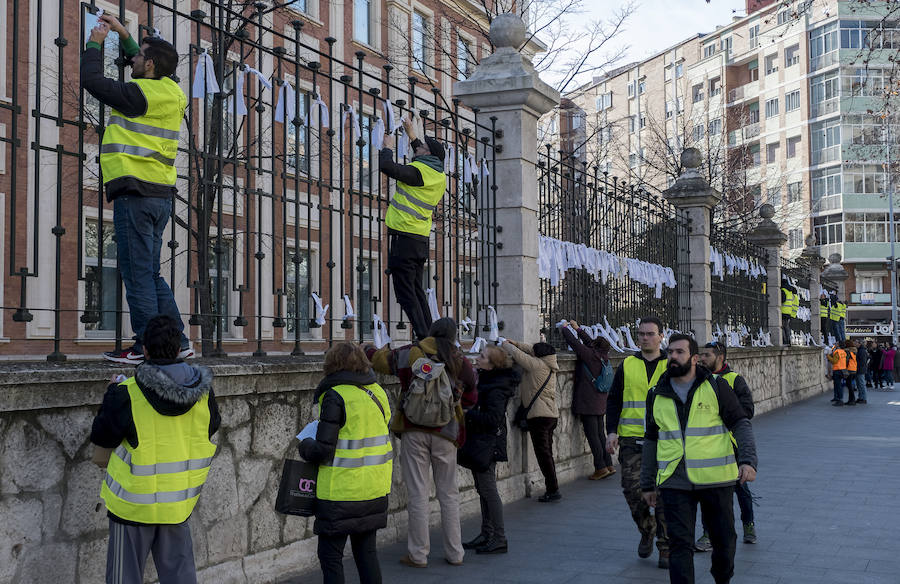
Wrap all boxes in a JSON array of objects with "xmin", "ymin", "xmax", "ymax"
[
  {"xmin": 353, "ymin": 0, "xmax": 371, "ymax": 45},
  {"xmin": 356, "ymin": 114, "xmax": 375, "ymax": 190},
  {"xmin": 703, "ymin": 43, "xmax": 716, "ymax": 58},
  {"xmin": 286, "ymin": 92, "xmax": 309, "ymax": 175},
  {"xmin": 842, "ymin": 66, "xmax": 889, "ymax": 96},
  {"xmin": 721, "ymin": 36, "xmax": 733, "ymax": 55},
  {"xmin": 412, "ymin": 11, "xmax": 429, "ymax": 75},
  {"xmin": 665, "ymin": 101, "xmax": 673, "ymax": 119},
  {"xmin": 785, "ymin": 44, "xmax": 800, "ymax": 67},
  {"xmin": 709, "ymin": 118, "xmax": 722, "ymax": 135},
  {"xmin": 640, "ymin": 114, "xmax": 646, "ymax": 129},
  {"xmin": 767, "ymin": 186, "xmax": 782, "ymax": 206},
  {"xmin": 843, "ymin": 114, "xmax": 886, "ymax": 146},
  {"xmin": 843, "ymin": 163, "xmax": 886, "ymax": 194},
  {"xmin": 749, "ymin": 25, "xmax": 760, "ymax": 48},
  {"xmin": 749, "ymin": 143, "xmax": 761, "ymax": 166},
  {"xmin": 765, "ymin": 97, "xmax": 779, "ymax": 118},
  {"xmin": 676, "ymin": 96, "xmax": 684, "ymax": 113},
  {"xmin": 787, "ymin": 181, "xmax": 802, "ymax": 203},
  {"xmin": 748, "ymin": 60, "xmax": 759, "ymax": 82},
  {"xmin": 285, "ymin": 249, "xmax": 311, "ymax": 337},
  {"xmin": 812, "ymin": 167, "xmax": 841, "ymax": 211},
  {"xmin": 596, "ymin": 91, "xmax": 612, "ymax": 111},
  {"xmin": 809, "ymin": 22, "xmax": 839, "ymax": 68},
  {"xmin": 84, "ymin": 219, "xmax": 118, "ymax": 334},
  {"xmin": 748, "ymin": 101, "xmax": 760, "ymax": 124},
  {"xmin": 710, "ymin": 78, "xmax": 722, "ymax": 97},
  {"xmin": 208, "ymin": 239, "xmax": 233, "ymax": 339},
  {"xmin": 638, "ymin": 80, "xmax": 646, "ymax": 95},
  {"xmin": 692, "ymin": 124, "xmax": 705, "ymax": 142},
  {"xmin": 692, "ymin": 84, "xmax": 704, "ymax": 103},
  {"xmin": 785, "ymin": 90, "xmax": 801, "ymax": 112},
  {"xmin": 810, "ymin": 118, "xmax": 840, "ymax": 164},
  {"xmin": 629, "ymin": 116, "xmax": 636, "ymax": 133},
  {"xmin": 856, "ymin": 275, "xmax": 884, "ymax": 293},
  {"xmin": 788, "ymin": 228, "xmax": 804, "ymax": 249},
  {"xmin": 356, "ymin": 258, "xmax": 375, "ymax": 337},
  {"xmin": 457, "ymin": 36, "xmax": 471, "ymax": 79},
  {"xmin": 628, "ymin": 81, "xmax": 635, "ymax": 97},
  {"xmin": 814, "ymin": 214, "xmax": 843, "ymax": 245},
  {"xmin": 629, "ymin": 153, "xmax": 638, "ymax": 168},
  {"xmin": 675, "ymin": 62, "xmax": 683, "ymax": 78},
  {"xmin": 767, "ymin": 142, "xmax": 780, "ymax": 163},
  {"xmin": 288, "ymin": 0, "xmax": 307, "ymax": 13},
  {"xmin": 810, "ymin": 70, "xmax": 839, "ymax": 117},
  {"xmin": 765, "ymin": 54, "xmax": 779, "ymax": 75},
  {"xmin": 844, "ymin": 212, "xmax": 895, "ymax": 243},
  {"xmin": 777, "ymin": 10, "xmax": 791, "ymax": 26},
  {"xmin": 787, "ymin": 135, "xmax": 801, "ymax": 158}
]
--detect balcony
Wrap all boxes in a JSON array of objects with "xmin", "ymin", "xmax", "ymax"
[
  {"xmin": 727, "ymin": 80, "xmax": 759, "ymax": 105},
  {"xmin": 743, "ymin": 123, "xmax": 761, "ymax": 140},
  {"xmin": 810, "ymin": 99, "xmax": 839, "ymax": 118},
  {"xmin": 809, "ymin": 51, "xmax": 839, "ymax": 73},
  {"xmin": 851, "ymin": 292, "xmax": 892, "ymax": 305}
]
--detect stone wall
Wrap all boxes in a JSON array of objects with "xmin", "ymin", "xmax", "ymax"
[{"xmin": 0, "ymin": 346, "xmax": 826, "ymax": 583}]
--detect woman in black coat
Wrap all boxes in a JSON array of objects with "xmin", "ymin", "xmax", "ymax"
[
  {"xmin": 561, "ymin": 321, "xmax": 616, "ymax": 480},
  {"xmin": 459, "ymin": 345, "xmax": 520, "ymax": 555}
]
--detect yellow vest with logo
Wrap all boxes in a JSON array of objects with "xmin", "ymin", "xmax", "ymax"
[
  {"xmin": 316, "ymin": 383, "xmax": 393, "ymax": 502},
  {"xmin": 385, "ymin": 160, "xmax": 447, "ymax": 237},
  {"xmin": 653, "ymin": 379, "xmax": 738, "ymax": 486},
  {"xmin": 100, "ymin": 377, "xmax": 216, "ymax": 524},
  {"xmin": 100, "ymin": 77, "xmax": 186, "ymax": 187},
  {"xmin": 618, "ymin": 356, "xmax": 667, "ymax": 438}
]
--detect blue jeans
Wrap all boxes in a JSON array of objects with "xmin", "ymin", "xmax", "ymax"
[
  {"xmin": 833, "ymin": 374, "xmax": 846, "ymax": 401},
  {"xmin": 113, "ymin": 195, "xmax": 186, "ymax": 352},
  {"xmin": 855, "ymin": 373, "xmax": 867, "ymax": 401},
  {"xmin": 837, "ymin": 320, "xmax": 846, "ymax": 342},
  {"xmin": 882, "ymin": 370, "xmax": 894, "ymax": 387}
]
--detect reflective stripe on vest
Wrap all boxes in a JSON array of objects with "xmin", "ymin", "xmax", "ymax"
[
  {"xmin": 100, "ymin": 77, "xmax": 186, "ymax": 187},
  {"xmin": 384, "ymin": 161, "xmax": 447, "ymax": 238},
  {"xmin": 618, "ymin": 356, "xmax": 667, "ymax": 438},
  {"xmin": 100, "ymin": 377, "xmax": 216, "ymax": 524},
  {"xmin": 653, "ymin": 380, "xmax": 738, "ymax": 486},
  {"xmin": 316, "ymin": 383, "xmax": 393, "ymax": 502},
  {"xmin": 829, "ymin": 303, "xmax": 841, "ymax": 321}
]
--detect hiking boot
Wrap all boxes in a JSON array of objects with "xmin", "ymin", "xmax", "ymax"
[
  {"xmin": 476, "ymin": 537, "xmax": 508, "ymax": 554},
  {"xmin": 743, "ymin": 522, "xmax": 757, "ymax": 544},
  {"xmin": 657, "ymin": 551, "xmax": 669, "ymax": 569},
  {"xmin": 695, "ymin": 532, "xmax": 712, "ymax": 552},
  {"xmin": 638, "ymin": 533, "xmax": 653, "ymax": 558},
  {"xmin": 463, "ymin": 533, "xmax": 489, "ymax": 550},
  {"xmin": 589, "ymin": 468, "xmax": 613, "ymax": 480},
  {"xmin": 103, "ymin": 346, "xmax": 144, "ymax": 365},
  {"xmin": 537, "ymin": 491, "xmax": 562, "ymax": 503}
]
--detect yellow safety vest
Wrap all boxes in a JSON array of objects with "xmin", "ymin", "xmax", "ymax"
[
  {"xmin": 820, "ymin": 298, "xmax": 830, "ymax": 319},
  {"xmin": 829, "ymin": 303, "xmax": 841, "ymax": 322},
  {"xmin": 316, "ymin": 383, "xmax": 393, "ymax": 502},
  {"xmin": 781, "ymin": 289, "xmax": 794, "ymax": 316},
  {"xmin": 100, "ymin": 377, "xmax": 216, "ymax": 524},
  {"xmin": 836, "ymin": 302, "xmax": 847, "ymax": 320},
  {"xmin": 715, "ymin": 371, "xmax": 739, "ymax": 448},
  {"xmin": 100, "ymin": 77, "xmax": 186, "ymax": 187},
  {"xmin": 653, "ymin": 379, "xmax": 739, "ymax": 486},
  {"xmin": 618, "ymin": 356, "xmax": 667, "ymax": 438},
  {"xmin": 385, "ymin": 161, "xmax": 447, "ymax": 237},
  {"xmin": 789, "ymin": 292, "xmax": 800, "ymax": 318}
]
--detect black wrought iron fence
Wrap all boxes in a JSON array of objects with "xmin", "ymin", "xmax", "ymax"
[
  {"xmin": 781, "ymin": 257, "xmax": 812, "ymax": 340},
  {"xmin": 537, "ymin": 149, "xmax": 691, "ymax": 349},
  {"xmin": 709, "ymin": 225, "xmax": 769, "ymax": 338},
  {"xmin": 1, "ymin": 0, "xmax": 500, "ymax": 359}
]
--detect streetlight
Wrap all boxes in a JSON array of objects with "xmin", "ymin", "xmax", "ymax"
[{"xmin": 884, "ymin": 115, "xmax": 899, "ymax": 345}]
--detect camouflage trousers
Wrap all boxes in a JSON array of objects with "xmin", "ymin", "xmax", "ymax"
[{"xmin": 619, "ymin": 437, "xmax": 668, "ymax": 552}]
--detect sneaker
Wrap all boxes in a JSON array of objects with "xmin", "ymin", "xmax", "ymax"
[
  {"xmin": 589, "ymin": 468, "xmax": 613, "ymax": 480},
  {"xmin": 537, "ymin": 491, "xmax": 562, "ymax": 503},
  {"xmin": 743, "ymin": 522, "xmax": 757, "ymax": 544},
  {"xmin": 399, "ymin": 555, "xmax": 427, "ymax": 568},
  {"xmin": 476, "ymin": 537, "xmax": 508, "ymax": 554},
  {"xmin": 463, "ymin": 533, "xmax": 489, "ymax": 550},
  {"xmin": 638, "ymin": 533, "xmax": 653, "ymax": 558},
  {"xmin": 444, "ymin": 558, "xmax": 464, "ymax": 566},
  {"xmin": 178, "ymin": 346, "xmax": 195, "ymax": 360},
  {"xmin": 103, "ymin": 347, "xmax": 144, "ymax": 364},
  {"xmin": 657, "ymin": 551, "xmax": 670, "ymax": 569},
  {"xmin": 695, "ymin": 532, "xmax": 712, "ymax": 552}
]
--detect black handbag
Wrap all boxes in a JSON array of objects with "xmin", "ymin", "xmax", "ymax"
[
  {"xmin": 274, "ymin": 458, "xmax": 318, "ymax": 517},
  {"xmin": 513, "ymin": 372, "xmax": 552, "ymax": 431}
]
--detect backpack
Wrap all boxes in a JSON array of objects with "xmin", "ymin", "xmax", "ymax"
[
  {"xmin": 583, "ymin": 360, "xmax": 614, "ymax": 393},
  {"xmin": 402, "ymin": 356, "xmax": 456, "ymax": 427}
]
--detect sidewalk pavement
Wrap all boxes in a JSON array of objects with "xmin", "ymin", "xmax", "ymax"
[{"xmin": 289, "ymin": 387, "xmax": 900, "ymax": 583}]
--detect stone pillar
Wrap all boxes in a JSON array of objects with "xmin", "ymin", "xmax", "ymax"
[
  {"xmin": 453, "ymin": 14, "xmax": 559, "ymax": 342},
  {"xmin": 821, "ymin": 253, "xmax": 850, "ymax": 298},
  {"xmin": 662, "ymin": 149, "xmax": 722, "ymax": 343},
  {"xmin": 748, "ymin": 204, "xmax": 788, "ymax": 345},
  {"xmin": 799, "ymin": 235, "xmax": 826, "ymax": 342}
]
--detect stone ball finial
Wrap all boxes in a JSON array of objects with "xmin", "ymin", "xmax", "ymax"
[
  {"xmin": 680, "ymin": 148, "xmax": 702, "ymax": 169},
  {"xmin": 828, "ymin": 253, "xmax": 842, "ymax": 264},
  {"xmin": 759, "ymin": 203, "xmax": 775, "ymax": 220},
  {"xmin": 491, "ymin": 13, "xmax": 527, "ymax": 49}
]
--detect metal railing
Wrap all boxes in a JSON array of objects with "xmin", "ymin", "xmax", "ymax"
[
  {"xmin": 781, "ymin": 257, "xmax": 812, "ymax": 339},
  {"xmin": 537, "ymin": 148, "xmax": 691, "ymax": 349},
  {"xmin": 1, "ymin": 0, "xmax": 501, "ymax": 359},
  {"xmin": 710, "ymin": 225, "xmax": 769, "ymax": 337}
]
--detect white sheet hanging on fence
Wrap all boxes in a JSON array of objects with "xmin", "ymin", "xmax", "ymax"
[
  {"xmin": 486, "ymin": 306, "xmax": 500, "ymax": 341},
  {"xmin": 383, "ymin": 98, "xmax": 399, "ymax": 133},
  {"xmin": 341, "ymin": 105, "xmax": 361, "ymax": 144},
  {"xmin": 230, "ymin": 65, "xmax": 272, "ymax": 116},
  {"xmin": 311, "ymin": 93, "xmax": 329, "ymax": 128},
  {"xmin": 274, "ymin": 81, "xmax": 295, "ymax": 123},
  {"xmin": 480, "ymin": 158, "xmax": 490, "ymax": 182},
  {"xmin": 538, "ymin": 235, "xmax": 675, "ymax": 296},
  {"xmin": 311, "ymin": 292, "xmax": 328, "ymax": 326},
  {"xmin": 710, "ymin": 247, "xmax": 767, "ymax": 280},
  {"xmin": 372, "ymin": 314, "xmax": 392, "ymax": 348},
  {"xmin": 192, "ymin": 52, "xmax": 220, "ymax": 98},
  {"xmin": 469, "ymin": 336, "xmax": 487, "ymax": 354},
  {"xmin": 463, "ymin": 153, "xmax": 476, "ymax": 185},
  {"xmin": 460, "ymin": 315, "xmax": 475, "ymax": 333},
  {"xmin": 342, "ymin": 295, "xmax": 356, "ymax": 320},
  {"xmin": 425, "ymin": 288, "xmax": 441, "ymax": 322},
  {"xmin": 397, "ymin": 127, "xmax": 410, "ymax": 158},
  {"xmin": 371, "ymin": 117, "xmax": 385, "ymax": 151}
]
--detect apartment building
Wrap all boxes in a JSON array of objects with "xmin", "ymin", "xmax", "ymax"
[{"xmin": 559, "ymin": 0, "xmax": 900, "ymax": 330}]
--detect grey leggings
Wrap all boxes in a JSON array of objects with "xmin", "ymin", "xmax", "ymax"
[
  {"xmin": 472, "ymin": 462, "xmax": 505, "ymax": 539},
  {"xmin": 581, "ymin": 414, "xmax": 613, "ymax": 470}
]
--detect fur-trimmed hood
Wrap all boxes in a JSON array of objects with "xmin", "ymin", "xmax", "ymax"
[{"xmin": 134, "ymin": 362, "xmax": 214, "ymax": 413}]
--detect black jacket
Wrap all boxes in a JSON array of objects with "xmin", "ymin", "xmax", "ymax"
[
  {"xmin": 715, "ymin": 364, "xmax": 754, "ymax": 419},
  {"xmin": 606, "ymin": 350, "xmax": 667, "ymax": 435},
  {"xmin": 856, "ymin": 346, "xmax": 869, "ymax": 375},
  {"xmin": 640, "ymin": 366, "xmax": 757, "ymax": 492},
  {"xmin": 458, "ymin": 367, "xmax": 520, "ymax": 471},
  {"xmin": 90, "ymin": 361, "xmax": 219, "ymax": 525},
  {"xmin": 299, "ymin": 369, "xmax": 390, "ymax": 536},
  {"xmin": 561, "ymin": 326, "xmax": 609, "ymax": 416},
  {"xmin": 81, "ymin": 41, "xmax": 178, "ymax": 202}
]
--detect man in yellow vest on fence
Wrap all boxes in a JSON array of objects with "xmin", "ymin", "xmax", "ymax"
[
  {"xmin": 641, "ymin": 334, "xmax": 758, "ymax": 584},
  {"xmin": 84, "ymin": 15, "xmax": 192, "ymax": 364},
  {"xmin": 90, "ymin": 315, "xmax": 219, "ymax": 584},
  {"xmin": 780, "ymin": 279, "xmax": 798, "ymax": 346},
  {"xmin": 606, "ymin": 316, "xmax": 670, "ymax": 568},
  {"xmin": 379, "ymin": 113, "xmax": 447, "ymax": 341}
]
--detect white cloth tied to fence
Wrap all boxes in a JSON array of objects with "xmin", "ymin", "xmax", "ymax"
[
  {"xmin": 192, "ymin": 52, "xmax": 220, "ymax": 98},
  {"xmin": 463, "ymin": 153, "xmax": 476, "ymax": 184},
  {"xmin": 444, "ymin": 145, "xmax": 455, "ymax": 173},
  {"xmin": 230, "ymin": 65, "xmax": 271, "ymax": 116},
  {"xmin": 341, "ymin": 105, "xmax": 361, "ymax": 143},
  {"xmin": 620, "ymin": 326, "xmax": 640, "ymax": 351},
  {"xmin": 486, "ymin": 306, "xmax": 500, "ymax": 341},
  {"xmin": 312, "ymin": 93, "xmax": 329, "ymax": 128},
  {"xmin": 460, "ymin": 315, "xmax": 475, "ymax": 333},
  {"xmin": 383, "ymin": 98, "xmax": 399, "ymax": 133},
  {"xmin": 397, "ymin": 127, "xmax": 410, "ymax": 158},
  {"xmin": 342, "ymin": 295, "xmax": 355, "ymax": 320},
  {"xmin": 469, "ymin": 336, "xmax": 487, "ymax": 354},
  {"xmin": 372, "ymin": 314, "xmax": 392, "ymax": 348},
  {"xmin": 480, "ymin": 158, "xmax": 490, "ymax": 181},
  {"xmin": 371, "ymin": 117, "xmax": 385, "ymax": 151},
  {"xmin": 425, "ymin": 288, "xmax": 441, "ymax": 322},
  {"xmin": 710, "ymin": 247, "xmax": 767, "ymax": 280},
  {"xmin": 311, "ymin": 292, "xmax": 328, "ymax": 326},
  {"xmin": 538, "ymin": 235, "xmax": 675, "ymax": 297},
  {"xmin": 274, "ymin": 81, "xmax": 295, "ymax": 123}
]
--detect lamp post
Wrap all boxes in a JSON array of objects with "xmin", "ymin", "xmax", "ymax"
[{"xmin": 885, "ymin": 115, "xmax": 899, "ymax": 345}]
